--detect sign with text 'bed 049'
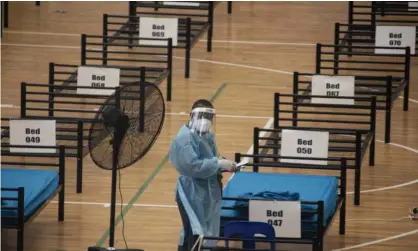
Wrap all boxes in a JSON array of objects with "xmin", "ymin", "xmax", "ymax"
[
  {"xmin": 77, "ymin": 66, "xmax": 120, "ymax": 95},
  {"xmin": 249, "ymin": 200, "xmax": 301, "ymax": 238},
  {"xmin": 280, "ymin": 129, "xmax": 329, "ymax": 165},
  {"xmin": 375, "ymin": 26, "xmax": 416, "ymax": 55},
  {"xmin": 311, "ymin": 75, "xmax": 355, "ymax": 105},
  {"xmin": 9, "ymin": 119, "xmax": 56, "ymax": 153},
  {"xmin": 139, "ymin": 17, "xmax": 178, "ymax": 46}
]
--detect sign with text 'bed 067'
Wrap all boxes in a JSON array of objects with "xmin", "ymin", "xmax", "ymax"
[
  {"xmin": 249, "ymin": 200, "xmax": 301, "ymax": 238},
  {"xmin": 77, "ymin": 66, "xmax": 120, "ymax": 95},
  {"xmin": 280, "ymin": 129, "xmax": 329, "ymax": 165},
  {"xmin": 311, "ymin": 75, "xmax": 355, "ymax": 105},
  {"xmin": 139, "ymin": 17, "xmax": 178, "ymax": 46},
  {"xmin": 375, "ymin": 26, "xmax": 416, "ymax": 55},
  {"xmin": 9, "ymin": 119, "xmax": 56, "ymax": 153}
]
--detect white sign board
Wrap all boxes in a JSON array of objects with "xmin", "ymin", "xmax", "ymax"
[
  {"xmin": 375, "ymin": 26, "xmax": 416, "ymax": 55},
  {"xmin": 77, "ymin": 66, "xmax": 120, "ymax": 95},
  {"xmin": 311, "ymin": 75, "xmax": 355, "ymax": 105},
  {"xmin": 9, "ymin": 120, "xmax": 56, "ymax": 153},
  {"xmin": 280, "ymin": 129, "xmax": 329, "ymax": 165},
  {"xmin": 249, "ymin": 200, "xmax": 301, "ymax": 238},
  {"xmin": 163, "ymin": 1, "xmax": 199, "ymax": 7},
  {"xmin": 408, "ymin": 2, "xmax": 418, "ymax": 11},
  {"xmin": 139, "ymin": 17, "xmax": 178, "ymax": 46}
]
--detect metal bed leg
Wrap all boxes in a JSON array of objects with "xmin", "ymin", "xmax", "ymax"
[
  {"xmin": 369, "ymin": 97, "xmax": 376, "ymax": 166},
  {"xmin": 185, "ymin": 18, "xmax": 191, "ymax": 78},
  {"xmin": 354, "ymin": 132, "xmax": 362, "ymax": 206},
  {"xmin": 17, "ymin": 229, "xmax": 24, "ymax": 251},
  {"xmin": 4, "ymin": 1, "xmax": 9, "ymax": 28},
  {"xmin": 76, "ymin": 121, "xmax": 83, "ymax": 193},
  {"xmin": 227, "ymin": 1, "xmax": 232, "ymax": 14}
]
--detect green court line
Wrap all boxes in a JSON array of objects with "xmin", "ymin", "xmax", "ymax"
[{"xmin": 95, "ymin": 82, "xmax": 227, "ymax": 247}]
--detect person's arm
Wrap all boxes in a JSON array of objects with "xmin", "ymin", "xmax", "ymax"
[{"xmin": 174, "ymin": 143, "xmax": 220, "ymax": 179}]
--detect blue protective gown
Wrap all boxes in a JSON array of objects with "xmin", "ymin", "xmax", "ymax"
[{"xmin": 169, "ymin": 124, "xmax": 222, "ymax": 246}]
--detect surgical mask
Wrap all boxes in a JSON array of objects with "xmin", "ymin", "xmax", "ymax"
[{"xmin": 195, "ymin": 118, "xmax": 212, "ymax": 133}]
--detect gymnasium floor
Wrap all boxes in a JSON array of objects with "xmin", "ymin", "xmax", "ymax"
[{"xmin": 1, "ymin": 1, "xmax": 418, "ymax": 251}]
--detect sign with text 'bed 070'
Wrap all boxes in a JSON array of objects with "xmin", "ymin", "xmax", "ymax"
[
  {"xmin": 249, "ymin": 200, "xmax": 301, "ymax": 238},
  {"xmin": 139, "ymin": 17, "xmax": 178, "ymax": 46},
  {"xmin": 311, "ymin": 75, "xmax": 355, "ymax": 105},
  {"xmin": 375, "ymin": 26, "xmax": 416, "ymax": 55},
  {"xmin": 77, "ymin": 66, "xmax": 120, "ymax": 95},
  {"xmin": 9, "ymin": 119, "xmax": 56, "ymax": 153},
  {"xmin": 280, "ymin": 129, "xmax": 329, "ymax": 165}
]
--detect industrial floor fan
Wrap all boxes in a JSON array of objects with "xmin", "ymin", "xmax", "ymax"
[{"xmin": 87, "ymin": 82, "xmax": 165, "ymax": 251}]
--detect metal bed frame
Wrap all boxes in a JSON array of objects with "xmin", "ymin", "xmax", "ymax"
[
  {"xmin": 1, "ymin": 144, "xmax": 66, "ymax": 251},
  {"xmin": 315, "ymin": 43, "xmax": 411, "ymax": 113},
  {"xmin": 81, "ymin": 34, "xmax": 173, "ymax": 100},
  {"xmin": 348, "ymin": 1, "xmax": 418, "ymax": 26},
  {"xmin": 218, "ymin": 154, "xmax": 347, "ymax": 251},
  {"xmin": 293, "ymin": 71, "xmax": 395, "ymax": 143},
  {"xmin": 266, "ymin": 93, "xmax": 376, "ymax": 206},
  {"xmin": 105, "ymin": 1, "xmax": 222, "ymax": 79},
  {"xmin": 18, "ymin": 82, "xmax": 151, "ymax": 193},
  {"xmin": 1, "ymin": 117, "xmax": 84, "ymax": 194}
]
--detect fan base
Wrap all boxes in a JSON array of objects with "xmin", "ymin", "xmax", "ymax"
[{"xmin": 87, "ymin": 247, "xmax": 144, "ymax": 251}]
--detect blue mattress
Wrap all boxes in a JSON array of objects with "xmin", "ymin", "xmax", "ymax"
[
  {"xmin": 1, "ymin": 168, "xmax": 59, "ymax": 220},
  {"xmin": 221, "ymin": 172, "xmax": 338, "ymax": 229}
]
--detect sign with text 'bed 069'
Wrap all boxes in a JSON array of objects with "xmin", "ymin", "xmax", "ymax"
[
  {"xmin": 139, "ymin": 17, "xmax": 178, "ymax": 46},
  {"xmin": 77, "ymin": 66, "xmax": 120, "ymax": 95},
  {"xmin": 280, "ymin": 129, "xmax": 329, "ymax": 165},
  {"xmin": 311, "ymin": 75, "xmax": 355, "ymax": 105},
  {"xmin": 249, "ymin": 200, "xmax": 301, "ymax": 238},
  {"xmin": 9, "ymin": 119, "xmax": 56, "ymax": 153},
  {"xmin": 375, "ymin": 26, "xmax": 416, "ymax": 55}
]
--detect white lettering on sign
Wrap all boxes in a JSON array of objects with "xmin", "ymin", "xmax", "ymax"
[
  {"xmin": 77, "ymin": 66, "xmax": 120, "ymax": 95},
  {"xmin": 375, "ymin": 26, "xmax": 416, "ymax": 55},
  {"xmin": 408, "ymin": 2, "xmax": 418, "ymax": 11},
  {"xmin": 311, "ymin": 75, "xmax": 355, "ymax": 105},
  {"xmin": 280, "ymin": 129, "xmax": 329, "ymax": 165},
  {"xmin": 9, "ymin": 119, "xmax": 56, "ymax": 153},
  {"xmin": 249, "ymin": 200, "xmax": 301, "ymax": 238},
  {"xmin": 139, "ymin": 17, "xmax": 178, "ymax": 46},
  {"xmin": 163, "ymin": 1, "xmax": 200, "ymax": 7}
]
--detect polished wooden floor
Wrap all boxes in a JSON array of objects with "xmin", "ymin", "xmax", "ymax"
[{"xmin": 1, "ymin": 1, "xmax": 418, "ymax": 251}]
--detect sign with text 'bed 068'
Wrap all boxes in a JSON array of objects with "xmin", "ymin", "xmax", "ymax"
[
  {"xmin": 280, "ymin": 129, "xmax": 329, "ymax": 165},
  {"xmin": 311, "ymin": 75, "xmax": 355, "ymax": 105},
  {"xmin": 249, "ymin": 200, "xmax": 301, "ymax": 238},
  {"xmin": 375, "ymin": 26, "xmax": 416, "ymax": 55},
  {"xmin": 77, "ymin": 66, "xmax": 120, "ymax": 95},
  {"xmin": 9, "ymin": 119, "xmax": 56, "ymax": 153},
  {"xmin": 139, "ymin": 17, "xmax": 178, "ymax": 46}
]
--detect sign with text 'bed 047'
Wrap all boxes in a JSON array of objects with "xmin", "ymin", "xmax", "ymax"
[
  {"xmin": 9, "ymin": 119, "xmax": 56, "ymax": 153},
  {"xmin": 311, "ymin": 75, "xmax": 355, "ymax": 105},
  {"xmin": 280, "ymin": 129, "xmax": 329, "ymax": 165},
  {"xmin": 375, "ymin": 26, "xmax": 416, "ymax": 55},
  {"xmin": 249, "ymin": 200, "xmax": 301, "ymax": 238},
  {"xmin": 139, "ymin": 17, "xmax": 178, "ymax": 46},
  {"xmin": 77, "ymin": 66, "xmax": 120, "ymax": 95}
]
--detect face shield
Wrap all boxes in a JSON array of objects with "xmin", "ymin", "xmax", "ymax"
[{"xmin": 188, "ymin": 107, "xmax": 216, "ymax": 138}]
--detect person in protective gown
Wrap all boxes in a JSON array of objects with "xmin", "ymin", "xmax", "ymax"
[{"xmin": 169, "ymin": 99, "xmax": 239, "ymax": 251}]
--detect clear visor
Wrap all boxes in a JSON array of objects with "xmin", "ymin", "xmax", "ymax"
[{"xmin": 188, "ymin": 107, "xmax": 216, "ymax": 137}]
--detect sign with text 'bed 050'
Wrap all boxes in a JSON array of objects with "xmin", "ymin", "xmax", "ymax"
[
  {"xmin": 249, "ymin": 200, "xmax": 301, "ymax": 238},
  {"xmin": 280, "ymin": 129, "xmax": 329, "ymax": 165},
  {"xmin": 77, "ymin": 66, "xmax": 120, "ymax": 95},
  {"xmin": 375, "ymin": 26, "xmax": 416, "ymax": 55},
  {"xmin": 9, "ymin": 119, "xmax": 56, "ymax": 153},
  {"xmin": 139, "ymin": 17, "xmax": 178, "ymax": 46},
  {"xmin": 311, "ymin": 75, "xmax": 355, "ymax": 105}
]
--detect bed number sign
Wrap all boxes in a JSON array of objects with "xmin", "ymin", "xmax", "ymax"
[
  {"xmin": 249, "ymin": 200, "xmax": 301, "ymax": 238},
  {"xmin": 9, "ymin": 119, "xmax": 56, "ymax": 153},
  {"xmin": 139, "ymin": 17, "xmax": 178, "ymax": 46},
  {"xmin": 280, "ymin": 129, "xmax": 329, "ymax": 165},
  {"xmin": 375, "ymin": 26, "xmax": 416, "ymax": 55},
  {"xmin": 409, "ymin": 2, "xmax": 418, "ymax": 11},
  {"xmin": 311, "ymin": 75, "xmax": 355, "ymax": 105},
  {"xmin": 77, "ymin": 66, "xmax": 120, "ymax": 95}
]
